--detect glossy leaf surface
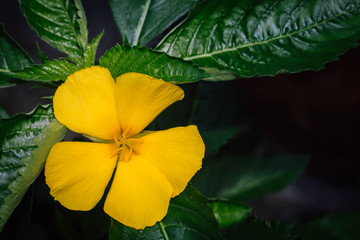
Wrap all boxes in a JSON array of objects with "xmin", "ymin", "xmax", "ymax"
[
  {"xmin": 157, "ymin": 0, "xmax": 360, "ymax": 80},
  {"xmin": 9, "ymin": 60, "xmax": 80, "ymax": 82},
  {"xmin": 99, "ymin": 44, "xmax": 209, "ymax": 83},
  {"xmin": 0, "ymin": 24, "xmax": 32, "ymax": 87},
  {"xmin": 0, "ymin": 105, "xmax": 67, "ymax": 230},
  {"xmin": 109, "ymin": 185, "xmax": 223, "ymax": 240},
  {"xmin": 19, "ymin": 0, "xmax": 87, "ymax": 61},
  {"xmin": 109, "ymin": 0, "xmax": 196, "ymax": 46}
]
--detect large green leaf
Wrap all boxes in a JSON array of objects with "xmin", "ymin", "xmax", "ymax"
[
  {"xmin": 0, "ymin": 105, "xmax": 67, "ymax": 231},
  {"xmin": 0, "ymin": 24, "xmax": 32, "ymax": 87},
  {"xmin": 99, "ymin": 44, "xmax": 209, "ymax": 83},
  {"xmin": 19, "ymin": 0, "xmax": 88, "ymax": 62},
  {"xmin": 193, "ymin": 153, "xmax": 309, "ymax": 202},
  {"xmin": 157, "ymin": 0, "xmax": 360, "ymax": 80},
  {"xmin": 109, "ymin": 0, "xmax": 197, "ymax": 46},
  {"xmin": 109, "ymin": 185, "xmax": 223, "ymax": 240},
  {"xmin": 7, "ymin": 59, "xmax": 80, "ymax": 82},
  {"xmin": 223, "ymin": 217, "xmax": 298, "ymax": 240},
  {"xmin": 296, "ymin": 212, "xmax": 360, "ymax": 240},
  {"xmin": 210, "ymin": 200, "xmax": 251, "ymax": 229}
]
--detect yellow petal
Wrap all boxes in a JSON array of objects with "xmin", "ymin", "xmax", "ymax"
[
  {"xmin": 135, "ymin": 125, "xmax": 204, "ymax": 197},
  {"xmin": 115, "ymin": 73, "xmax": 184, "ymax": 137},
  {"xmin": 54, "ymin": 66, "xmax": 120, "ymax": 140},
  {"xmin": 45, "ymin": 142, "xmax": 117, "ymax": 211},
  {"xmin": 104, "ymin": 156, "xmax": 173, "ymax": 229}
]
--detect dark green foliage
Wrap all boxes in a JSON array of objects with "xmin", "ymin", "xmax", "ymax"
[
  {"xmin": 9, "ymin": 59, "xmax": 81, "ymax": 82},
  {"xmin": 99, "ymin": 44, "xmax": 209, "ymax": 83},
  {"xmin": 194, "ymin": 152, "xmax": 310, "ymax": 202},
  {"xmin": 109, "ymin": 0, "xmax": 197, "ymax": 46},
  {"xmin": 0, "ymin": 105, "xmax": 66, "ymax": 230},
  {"xmin": 223, "ymin": 217, "xmax": 298, "ymax": 240},
  {"xmin": 158, "ymin": 0, "xmax": 360, "ymax": 79},
  {"xmin": 109, "ymin": 185, "xmax": 224, "ymax": 240},
  {"xmin": 296, "ymin": 212, "xmax": 360, "ymax": 240},
  {"xmin": 19, "ymin": 0, "xmax": 88, "ymax": 62},
  {"xmin": 0, "ymin": 24, "xmax": 33, "ymax": 87}
]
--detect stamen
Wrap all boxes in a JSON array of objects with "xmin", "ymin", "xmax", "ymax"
[{"xmin": 115, "ymin": 136, "xmax": 143, "ymax": 162}]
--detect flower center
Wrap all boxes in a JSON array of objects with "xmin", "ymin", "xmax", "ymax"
[{"xmin": 115, "ymin": 137, "xmax": 142, "ymax": 162}]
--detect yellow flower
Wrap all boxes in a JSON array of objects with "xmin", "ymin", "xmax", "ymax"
[{"xmin": 45, "ymin": 66, "xmax": 204, "ymax": 229}]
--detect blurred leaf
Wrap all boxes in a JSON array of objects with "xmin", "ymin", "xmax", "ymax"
[
  {"xmin": 9, "ymin": 59, "xmax": 80, "ymax": 82},
  {"xmin": 0, "ymin": 24, "xmax": 32, "ymax": 87},
  {"xmin": 223, "ymin": 216, "xmax": 298, "ymax": 240},
  {"xmin": 157, "ymin": 0, "xmax": 360, "ymax": 80},
  {"xmin": 210, "ymin": 200, "xmax": 251, "ymax": 229},
  {"xmin": 296, "ymin": 212, "xmax": 360, "ymax": 240},
  {"xmin": 193, "ymin": 152, "xmax": 310, "ymax": 202},
  {"xmin": 0, "ymin": 105, "xmax": 67, "ymax": 231},
  {"xmin": 99, "ymin": 44, "xmax": 209, "ymax": 83},
  {"xmin": 109, "ymin": 185, "xmax": 224, "ymax": 240},
  {"xmin": 19, "ymin": 0, "xmax": 88, "ymax": 62},
  {"xmin": 0, "ymin": 105, "xmax": 9, "ymax": 119},
  {"xmin": 201, "ymin": 127, "xmax": 239, "ymax": 155},
  {"xmin": 109, "ymin": 0, "xmax": 196, "ymax": 46}
]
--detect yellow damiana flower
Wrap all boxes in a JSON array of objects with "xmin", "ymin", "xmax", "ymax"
[{"xmin": 45, "ymin": 66, "xmax": 204, "ymax": 229}]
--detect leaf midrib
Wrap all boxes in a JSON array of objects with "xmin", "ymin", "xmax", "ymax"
[
  {"xmin": 184, "ymin": 4, "xmax": 359, "ymax": 61},
  {"xmin": 57, "ymin": 0, "xmax": 81, "ymax": 49},
  {"xmin": 133, "ymin": 0, "xmax": 152, "ymax": 45}
]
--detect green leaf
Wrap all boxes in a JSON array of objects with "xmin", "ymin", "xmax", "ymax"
[
  {"xmin": 109, "ymin": 185, "xmax": 224, "ymax": 240},
  {"xmin": 99, "ymin": 44, "xmax": 209, "ymax": 83},
  {"xmin": 0, "ymin": 105, "xmax": 67, "ymax": 231},
  {"xmin": 19, "ymin": 0, "xmax": 88, "ymax": 61},
  {"xmin": 157, "ymin": 0, "xmax": 360, "ymax": 79},
  {"xmin": 201, "ymin": 127, "xmax": 239, "ymax": 155},
  {"xmin": 8, "ymin": 59, "xmax": 80, "ymax": 82},
  {"xmin": 193, "ymin": 153, "xmax": 309, "ymax": 202},
  {"xmin": 36, "ymin": 43, "xmax": 50, "ymax": 63},
  {"xmin": 83, "ymin": 31, "xmax": 104, "ymax": 68},
  {"xmin": 74, "ymin": 0, "xmax": 88, "ymax": 50},
  {"xmin": 223, "ymin": 217, "xmax": 298, "ymax": 240},
  {"xmin": 109, "ymin": 0, "xmax": 197, "ymax": 46},
  {"xmin": 0, "ymin": 24, "xmax": 32, "ymax": 87},
  {"xmin": 210, "ymin": 200, "xmax": 251, "ymax": 229},
  {"xmin": 296, "ymin": 212, "xmax": 360, "ymax": 240}
]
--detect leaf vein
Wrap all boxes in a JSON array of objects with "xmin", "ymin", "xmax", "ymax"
[{"xmin": 184, "ymin": 4, "xmax": 359, "ymax": 61}]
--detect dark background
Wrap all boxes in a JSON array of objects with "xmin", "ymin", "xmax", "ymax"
[{"xmin": 1, "ymin": 0, "xmax": 360, "ymax": 237}]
